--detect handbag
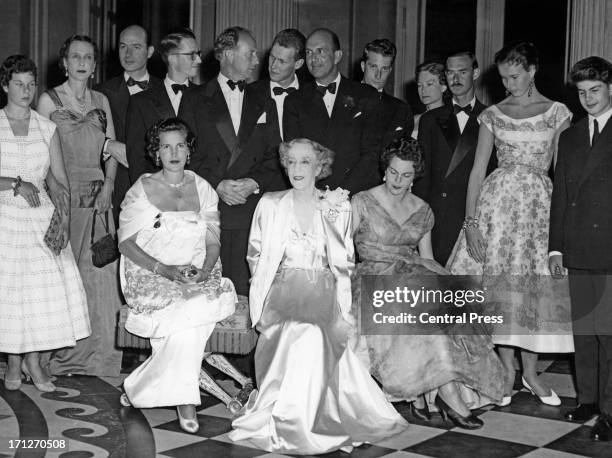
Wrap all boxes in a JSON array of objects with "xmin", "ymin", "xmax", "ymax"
[
  {"xmin": 91, "ymin": 209, "xmax": 119, "ymax": 268},
  {"xmin": 44, "ymin": 208, "xmax": 64, "ymax": 255}
]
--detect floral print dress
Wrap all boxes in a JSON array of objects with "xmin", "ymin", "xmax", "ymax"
[{"xmin": 447, "ymin": 102, "xmax": 574, "ymax": 353}]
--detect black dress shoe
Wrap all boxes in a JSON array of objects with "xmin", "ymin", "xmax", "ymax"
[
  {"xmin": 591, "ymin": 413, "xmax": 612, "ymax": 441},
  {"xmin": 435, "ymin": 395, "xmax": 483, "ymax": 429},
  {"xmin": 565, "ymin": 403, "xmax": 600, "ymax": 422},
  {"xmin": 410, "ymin": 402, "xmax": 431, "ymax": 421}
]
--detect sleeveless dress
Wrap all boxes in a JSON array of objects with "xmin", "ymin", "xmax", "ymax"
[
  {"xmin": 352, "ymin": 191, "xmax": 504, "ymax": 405},
  {"xmin": 230, "ymin": 205, "xmax": 408, "ymax": 455},
  {"xmin": 447, "ymin": 102, "xmax": 574, "ymax": 353},
  {"xmin": 0, "ymin": 109, "xmax": 90, "ymax": 353},
  {"xmin": 43, "ymin": 82, "xmax": 123, "ymax": 376}
]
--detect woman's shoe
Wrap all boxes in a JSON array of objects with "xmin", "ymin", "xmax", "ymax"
[
  {"xmin": 177, "ymin": 406, "xmax": 199, "ymax": 434},
  {"xmin": 119, "ymin": 393, "xmax": 131, "ymax": 407},
  {"xmin": 499, "ymin": 395, "xmax": 513, "ymax": 407},
  {"xmin": 522, "ymin": 377, "xmax": 561, "ymax": 406},
  {"xmin": 21, "ymin": 361, "xmax": 56, "ymax": 392},
  {"xmin": 435, "ymin": 395, "xmax": 484, "ymax": 429},
  {"xmin": 3, "ymin": 376, "xmax": 22, "ymax": 391},
  {"xmin": 410, "ymin": 402, "xmax": 432, "ymax": 421}
]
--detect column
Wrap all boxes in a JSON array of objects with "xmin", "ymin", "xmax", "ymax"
[
  {"xmin": 474, "ymin": 0, "xmax": 505, "ymax": 105},
  {"xmin": 568, "ymin": 0, "xmax": 612, "ymax": 65}
]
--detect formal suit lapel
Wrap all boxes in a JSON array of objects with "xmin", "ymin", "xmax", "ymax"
[
  {"xmin": 304, "ymin": 83, "xmax": 329, "ymax": 130},
  {"xmin": 434, "ymin": 106, "xmax": 460, "ymax": 159},
  {"xmin": 444, "ymin": 113, "xmax": 479, "ymax": 178},
  {"xmin": 114, "ymin": 78, "xmax": 130, "ymax": 126},
  {"xmin": 206, "ymin": 81, "xmax": 240, "ymax": 167},
  {"xmin": 150, "ymin": 82, "xmax": 175, "ymax": 119},
  {"xmin": 577, "ymin": 119, "xmax": 612, "ymax": 190}
]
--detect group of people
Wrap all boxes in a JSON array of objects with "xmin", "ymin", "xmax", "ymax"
[{"xmin": 1, "ymin": 17, "xmax": 611, "ymax": 455}]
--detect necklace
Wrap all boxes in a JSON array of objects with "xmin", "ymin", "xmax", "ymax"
[
  {"xmin": 4, "ymin": 110, "xmax": 31, "ymax": 120},
  {"xmin": 162, "ymin": 174, "xmax": 186, "ymax": 188}
]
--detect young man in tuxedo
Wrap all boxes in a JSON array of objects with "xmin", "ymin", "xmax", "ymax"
[
  {"xmin": 126, "ymin": 28, "xmax": 201, "ymax": 183},
  {"xmin": 361, "ymin": 38, "xmax": 413, "ymax": 148},
  {"xmin": 179, "ymin": 27, "xmax": 282, "ymax": 296},
  {"xmin": 414, "ymin": 51, "xmax": 495, "ymax": 265},
  {"xmin": 96, "ymin": 25, "xmax": 158, "ymax": 223},
  {"xmin": 550, "ymin": 56, "xmax": 612, "ymax": 441},
  {"xmin": 283, "ymin": 28, "xmax": 380, "ymax": 194}
]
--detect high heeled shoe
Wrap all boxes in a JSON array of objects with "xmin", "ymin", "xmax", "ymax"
[
  {"xmin": 177, "ymin": 406, "xmax": 199, "ymax": 434},
  {"xmin": 435, "ymin": 395, "xmax": 483, "ymax": 429},
  {"xmin": 21, "ymin": 361, "xmax": 56, "ymax": 392},
  {"xmin": 522, "ymin": 377, "xmax": 560, "ymax": 406},
  {"xmin": 119, "ymin": 393, "xmax": 131, "ymax": 407},
  {"xmin": 410, "ymin": 402, "xmax": 432, "ymax": 421}
]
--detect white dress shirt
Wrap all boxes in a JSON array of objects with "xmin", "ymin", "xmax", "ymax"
[
  {"xmin": 164, "ymin": 76, "xmax": 189, "ymax": 116},
  {"xmin": 124, "ymin": 72, "xmax": 150, "ymax": 96},
  {"xmin": 270, "ymin": 77, "xmax": 299, "ymax": 140},
  {"xmin": 317, "ymin": 72, "xmax": 342, "ymax": 118},
  {"xmin": 454, "ymin": 97, "xmax": 476, "ymax": 134},
  {"xmin": 589, "ymin": 106, "xmax": 612, "ymax": 145},
  {"xmin": 218, "ymin": 73, "xmax": 244, "ymax": 135}
]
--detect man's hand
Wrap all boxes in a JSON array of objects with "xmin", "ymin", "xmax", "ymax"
[
  {"xmin": 216, "ymin": 180, "xmax": 248, "ymax": 206},
  {"xmin": 549, "ymin": 254, "xmax": 566, "ymax": 279},
  {"xmin": 234, "ymin": 178, "xmax": 259, "ymax": 199}
]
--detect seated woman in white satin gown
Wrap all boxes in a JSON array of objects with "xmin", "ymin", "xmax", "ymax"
[
  {"xmin": 117, "ymin": 118, "xmax": 236, "ymax": 433},
  {"xmin": 229, "ymin": 138, "xmax": 408, "ymax": 455}
]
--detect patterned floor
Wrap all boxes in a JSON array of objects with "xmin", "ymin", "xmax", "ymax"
[{"xmin": 0, "ymin": 356, "xmax": 610, "ymax": 458}]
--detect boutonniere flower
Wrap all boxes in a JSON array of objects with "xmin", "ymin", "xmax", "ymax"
[
  {"xmin": 342, "ymin": 95, "xmax": 356, "ymax": 110},
  {"xmin": 318, "ymin": 186, "xmax": 350, "ymax": 222}
]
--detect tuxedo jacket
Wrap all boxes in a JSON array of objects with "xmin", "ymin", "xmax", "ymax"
[
  {"xmin": 283, "ymin": 77, "xmax": 381, "ymax": 193},
  {"xmin": 178, "ymin": 78, "xmax": 282, "ymax": 230},
  {"xmin": 550, "ymin": 116, "xmax": 612, "ymax": 269},
  {"xmin": 374, "ymin": 91, "xmax": 414, "ymax": 149},
  {"xmin": 414, "ymin": 101, "xmax": 496, "ymax": 264},
  {"xmin": 96, "ymin": 75, "xmax": 162, "ymax": 215},
  {"xmin": 125, "ymin": 78, "xmax": 194, "ymax": 184}
]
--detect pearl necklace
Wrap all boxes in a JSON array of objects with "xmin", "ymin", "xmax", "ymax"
[{"xmin": 163, "ymin": 174, "xmax": 187, "ymax": 188}]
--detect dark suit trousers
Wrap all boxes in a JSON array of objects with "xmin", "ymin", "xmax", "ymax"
[
  {"xmin": 568, "ymin": 268, "xmax": 612, "ymax": 413},
  {"xmin": 221, "ymin": 229, "xmax": 250, "ymax": 296}
]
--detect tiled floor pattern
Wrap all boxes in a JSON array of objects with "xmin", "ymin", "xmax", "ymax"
[{"xmin": 0, "ymin": 356, "xmax": 611, "ymax": 457}]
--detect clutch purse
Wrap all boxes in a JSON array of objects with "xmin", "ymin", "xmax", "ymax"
[
  {"xmin": 44, "ymin": 208, "xmax": 63, "ymax": 255},
  {"xmin": 91, "ymin": 209, "xmax": 119, "ymax": 268}
]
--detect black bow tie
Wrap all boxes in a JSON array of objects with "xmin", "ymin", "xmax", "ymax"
[
  {"xmin": 171, "ymin": 83, "xmax": 188, "ymax": 94},
  {"xmin": 227, "ymin": 80, "xmax": 246, "ymax": 91},
  {"xmin": 126, "ymin": 77, "xmax": 149, "ymax": 90},
  {"xmin": 316, "ymin": 82, "xmax": 337, "ymax": 95},
  {"xmin": 453, "ymin": 104, "xmax": 473, "ymax": 115},
  {"xmin": 272, "ymin": 86, "xmax": 297, "ymax": 96}
]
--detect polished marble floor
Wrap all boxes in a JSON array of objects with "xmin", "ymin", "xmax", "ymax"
[{"xmin": 0, "ymin": 355, "xmax": 610, "ymax": 458}]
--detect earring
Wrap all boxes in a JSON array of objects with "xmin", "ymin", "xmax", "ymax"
[
  {"xmin": 186, "ymin": 153, "xmax": 190, "ymax": 165},
  {"xmin": 505, "ymin": 89, "xmax": 510, "ymax": 97},
  {"xmin": 527, "ymin": 79, "xmax": 534, "ymax": 97},
  {"xmin": 383, "ymin": 175, "xmax": 386, "ymax": 182},
  {"xmin": 90, "ymin": 73, "xmax": 94, "ymax": 79},
  {"xmin": 155, "ymin": 154, "xmax": 161, "ymax": 167},
  {"xmin": 65, "ymin": 69, "xmax": 68, "ymax": 77}
]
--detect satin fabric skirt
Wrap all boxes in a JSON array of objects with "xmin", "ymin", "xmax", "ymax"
[{"xmin": 230, "ymin": 268, "xmax": 408, "ymax": 455}]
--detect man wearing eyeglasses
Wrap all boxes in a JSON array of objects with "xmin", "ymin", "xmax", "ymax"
[
  {"xmin": 180, "ymin": 26, "xmax": 283, "ymax": 296},
  {"xmin": 126, "ymin": 28, "xmax": 201, "ymax": 184},
  {"xmin": 96, "ymin": 25, "xmax": 159, "ymax": 224}
]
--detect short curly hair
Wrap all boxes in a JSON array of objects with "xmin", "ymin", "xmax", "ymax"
[
  {"xmin": 59, "ymin": 35, "xmax": 99, "ymax": 71},
  {"xmin": 278, "ymin": 138, "xmax": 334, "ymax": 181},
  {"xmin": 0, "ymin": 55, "xmax": 37, "ymax": 88},
  {"xmin": 214, "ymin": 26, "xmax": 255, "ymax": 61},
  {"xmin": 494, "ymin": 41, "xmax": 539, "ymax": 72},
  {"xmin": 145, "ymin": 117, "xmax": 195, "ymax": 164},
  {"xmin": 380, "ymin": 137, "xmax": 425, "ymax": 177},
  {"xmin": 416, "ymin": 61, "xmax": 447, "ymax": 86}
]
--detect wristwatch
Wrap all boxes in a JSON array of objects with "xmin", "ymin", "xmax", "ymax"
[{"xmin": 12, "ymin": 176, "xmax": 22, "ymax": 196}]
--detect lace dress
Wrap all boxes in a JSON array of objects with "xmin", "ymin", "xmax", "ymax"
[
  {"xmin": 0, "ymin": 109, "xmax": 89, "ymax": 353},
  {"xmin": 447, "ymin": 102, "xmax": 574, "ymax": 353}
]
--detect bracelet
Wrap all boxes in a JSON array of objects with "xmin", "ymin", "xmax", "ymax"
[
  {"xmin": 152, "ymin": 261, "xmax": 161, "ymax": 274},
  {"xmin": 462, "ymin": 216, "xmax": 478, "ymax": 229},
  {"xmin": 12, "ymin": 176, "xmax": 22, "ymax": 196}
]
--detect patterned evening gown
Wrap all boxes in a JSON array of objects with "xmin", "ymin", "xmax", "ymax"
[
  {"xmin": 447, "ymin": 102, "xmax": 574, "ymax": 353},
  {"xmin": 0, "ymin": 109, "xmax": 90, "ymax": 353},
  {"xmin": 352, "ymin": 191, "xmax": 504, "ymax": 404}
]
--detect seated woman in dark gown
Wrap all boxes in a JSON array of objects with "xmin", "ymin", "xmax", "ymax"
[{"xmin": 352, "ymin": 137, "xmax": 505, "ymax": 429}]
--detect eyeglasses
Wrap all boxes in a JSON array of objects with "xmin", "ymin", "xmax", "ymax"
[{"xmin": 170, "ymin": 50, "xmax": 202, "ymax": 61}]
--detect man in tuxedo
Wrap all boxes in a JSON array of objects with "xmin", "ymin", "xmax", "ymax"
[
  {"xmin": 283, "ymin": 28, "xmax": 380, "ymax": 194},
  {"xmin": 126, "ymin": 28, "xmax": 201, "ymax": 183},
  {"xmin": 179, "ymin": 26, "xmax": 282, "ymax": 295},
  {"xmin": 96, "ymin": 25, "xmax": 159, "ymax": 223},
  {"xmin": 550, "ymin": 56, "xmax": 612, "ymax": 441},
  {"xmin": 414, "ymin": 51, "xmax": 495, "ymax": 265},
  {"xmin": 361, "ymin": 38, "xmax": 413, "ymax": 148}
]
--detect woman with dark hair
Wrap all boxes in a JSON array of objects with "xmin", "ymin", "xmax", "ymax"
[
  {"xmin": 37, "ymin": 35, "xmax": 126, "ymax": 377},
  {"xmin": 0, "ymin": 55, "xmax": 89, "ymax": 392},
  {"xmin": 230, "ymin": 138, "xmax": 407, "ymax": 454},
  {"xmin": 412, "ymin": 61, "xmax": 448, "ymax": 137},
  {"xmin": 351, "ymin": 137, "xmax": 504, "ymax": 429},
  {"xmin": 447, "ymin": 41, "xmax": 574, "ymax": 406},
  {"xmin": 118, "ymin": 117, "xmax": 236, "ymax": 433}
]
